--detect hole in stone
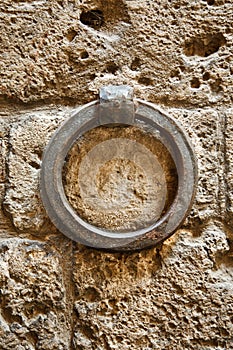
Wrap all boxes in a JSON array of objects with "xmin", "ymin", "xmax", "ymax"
[
  {"xmin": 66, "ymin": 29, "xmax": 77, "ymax": 42},
  {"xmin": 170, "ymin": 69, "xmax": 181, "ymax": 79},
  {"xmin": 0, "ymin": 245, "xmax": 9, "ymax": 254},
  {"xmin": 190, "ymin": 77, "xmax": 201, "ymax": 88},
  {"xmin": 62, "ymin": 125, "xmax": 178, "ymax": 232},
  {"xmin": 83, "ymin": 287, "xmax": 100, "ymax": 302},
  {"xmin": 104, "ymin": 62, "xmax": 118, "ymax": 74},
  {"xmin": 80, "ymin": 9, "xmax": 104, "ymax": 29},
  {"xmin": 10, "ymin": 17, "xmax": 17, "ymax": 23},
  {"xmin": 173, "ymin": 3, "xmax": 180, "ymax": 9},
  {"xmin": 206, "ymin": 0, "xmax": 215, "ymax": 4},
  {"xmin": 80, "ymin": 50, "xmax": 89, "ymax": 59},
  {"xmin": 203, "ymin": 72, "xmax": 210, "ymax": 81},
  {"xmin": 29, "ymin": 161, "xmax": 40, "ymax": 170},
  {"xmin": 34, "ymin": 149, "xmax": 43, "ymax": 160},
  {"xmin": 184, "ymin": 32, "xmax": 226, "ymax": 57},
  {"xmin": 179, "ymin": 65, "xmax": 186, "ymax": 72},
  {"xmin": 89, "ymin": 73, "xmax": 96, "ymax": 80},
  {"xmin": 219, "ymin": 61, "xmax": 229, "ymax": 69},
  {"xmin": 130, "ymin": 57, "xmax": 141, "ymax": 71},
  {"xmin": 168, "ymin": 322, "xmax": 177, "ymax": 329},
  {"xmin": 138, "ymin": 76, "xmax": 153, "ymax": 86},
  {"xmin": 210, "ymin": 78, "xmax": 223, "ymax": 93}
]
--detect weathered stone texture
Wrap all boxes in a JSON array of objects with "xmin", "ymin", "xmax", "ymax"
[
  {"xmin": 3, "ymin": 109, "xmax": 69, "ymax": 233},
  {"xmin": 169, "ymin": 108, "xmax": 226, "ymax": 223},
  {"xmin": 0, "ymin": 0, "xmax": 233, "ymax": 349},
  {"xmin": 0, "ymin": 239, "xmax": 71, "ymax": 349},
  {"xmin": 0, "ymin": 0, "xmax": 232, "ymax": 106},
  {"xmin": 73, "ymin": 224, "xmax": 232, "ymax": 349}
]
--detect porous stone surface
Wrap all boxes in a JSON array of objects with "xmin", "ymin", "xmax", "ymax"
[
  {"xmin": 167, "ymin": 108, "xmax": 226, "ymax": 224},
  {"xmin": 3, "ymin": 109, "xmax": 69, "ymax": 233},
  {"xmin": 0, "ymin": 0, "xmax": 233, "ymax": 349},
  {"xmin": 0, "ymin": 0, "xmax": 232, "ymax": 107},
  {"xmin": 0, "ymin": 238, "xmax": 71, "ymax": 350},
  {"xmin": 63, "ymin": 125, "xmax": 177, "ymax": 231},
  {"xmin": 73, "ymin": 223, "xmax": 232, "ymax": 349}
]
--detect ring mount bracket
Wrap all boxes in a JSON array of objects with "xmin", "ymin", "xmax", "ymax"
[
  {"xmin": 99, "ymin": 85, "xmax": 135, "ymax": 125},
  {"xmin": 40, "ymin": 85, "xmax": 197, "ymax": 251}
]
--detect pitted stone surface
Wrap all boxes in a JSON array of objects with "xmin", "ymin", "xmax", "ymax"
[
  {"xmin": 0, "ymin": 0, "xmax": 232, "ymax": 107},
  {"xmin": 0, "ymin": 0, "xmax": 233, "ymax": 349},
  {"xmin": 3, "ymin": 110, "xmax": 69, "ymax": 233},
  {"xmin": 72, "ymin": 223, "xmax": 232, "ymax": 349},
  {"xmin": 63, "ymin": 125, "xmax": 177, "ymax": 231},
  {"xmin": 0, "ymin": 238, "xmax": 70, "ymax": 350},
  {"xmin": 167, "ymin": 108, "xmax": 225, "ymax": 224}
]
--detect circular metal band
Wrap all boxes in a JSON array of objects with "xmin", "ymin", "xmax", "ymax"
[{"xmin": 40, "ymin": 99, "xmax": 197, "ymax": 250}]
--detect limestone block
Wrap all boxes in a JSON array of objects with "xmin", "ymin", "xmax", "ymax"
[
  {"xmin": 0, "ymin": 238, "xmax": 70, "ymax": 350},
  {"xmin": 0, "ymin": 0, "xmax": 232, "ymax": 107},
  {"xmin": 72, "ymin": 223, "xmax": 232, "ymax": 349},
  {"xmin": 3, "ymin": 109, "xmax": 69, "ymax": 233},
  {"xmin": 169, "ymin": 108, "xmax": 225, "ymax": 223}
]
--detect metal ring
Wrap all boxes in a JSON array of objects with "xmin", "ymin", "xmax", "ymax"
[{"xmin": 40, "ymin": 89, "xmax": 197, "ymax": 251}]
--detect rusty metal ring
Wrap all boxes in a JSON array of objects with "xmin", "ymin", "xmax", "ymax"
[{"xmin": 40, "ymin": 86, "xmax": 197, "ymax": 250}]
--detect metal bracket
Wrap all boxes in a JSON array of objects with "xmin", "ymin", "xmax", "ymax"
[{"xmin": 99, "ymin": 85, "xmax": 135, "ymax": 125}]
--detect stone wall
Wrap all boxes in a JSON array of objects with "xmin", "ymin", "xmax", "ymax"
[{"xmin": 0, "ymin": 0, "xmax": 233, "ymax": 349}]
